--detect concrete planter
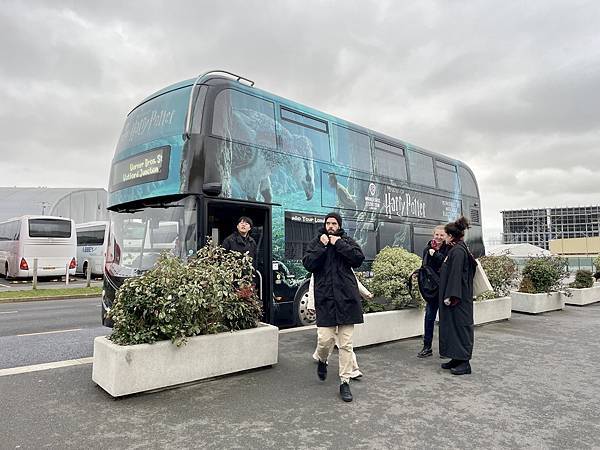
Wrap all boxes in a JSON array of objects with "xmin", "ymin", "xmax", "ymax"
[
  {"xmin": 92, "ymin": 323, "xmax": 279, "ymax": 397},
  {"xmin": 563, "ymin": 285, "xmax": 600, "ymax": 306},
  {"xmin": 510, "ymin": 291, "xmax": 564, "ymax": 314},
  {"xmin": 353, "ymin": 309, "xmax": 423, "ymax": 348},
  {"xmin": 473, "ymin": 296, "xmax": 511, "ymax": 325}
]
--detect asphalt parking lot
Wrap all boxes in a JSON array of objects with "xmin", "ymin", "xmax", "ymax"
[{"xmin": 1, "ymin": 302, "xmax": 599, "ymax": 449}]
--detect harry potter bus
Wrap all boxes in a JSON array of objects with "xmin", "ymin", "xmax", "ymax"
[{"xmin": 102, "ymin": 70, "xmax": 484, "ymax": 328}]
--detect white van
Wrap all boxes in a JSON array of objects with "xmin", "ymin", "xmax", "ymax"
[
  {"xmin": 0, "ymin": 215, "xmax": 77, "ymax": 279},
  {"xmin": 76, "ymin": 221, "xmax": 109, "ymax": 277}
]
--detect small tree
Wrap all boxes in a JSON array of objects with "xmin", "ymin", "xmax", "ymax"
[
  {"xmin": 594, "ymin": 255, "xmax": 600, "ymax": 272},
  {"xmin": 477, "ymin": 255, "xmax": 518, "ymax": 298},
  {"xmin": 109, "ymin": 243, "xmax": 262, "ymax": 346},
  {"xmin": 370, "ymin": 247, "xmax": 423, "ymax": 309},
  {"xmin": 519, "ymin": 256, "xmax": 568, "ymax": 294}
]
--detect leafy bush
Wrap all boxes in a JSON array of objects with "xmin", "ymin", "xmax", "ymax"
[
  {"xmin": 108, "ymin": 243, "xmax": 262, "ymax": 346},
  {"xmin": 570, "ymin": 269, "xmax": 594, "ymax": 289},
  {"xmin": 594, "ymin": 255, "xmax": 600, "ymax": 271},
  {"xmin": 519, "ymin": 256, "xmax": 568, "ymax": 294},
  {"xmin": 370, "ymin": 247, "xmax": 423, "ymax": 309},
  {"xmin": 477, "ymin": 255, "xmax": 518, "ymax": 299}
]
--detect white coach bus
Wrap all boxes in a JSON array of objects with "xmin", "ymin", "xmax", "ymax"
[
  {"xmin": 76, "ymin": 221, "xmax": 109, "ymax": 277},
  {"xmin": 0, "ymin": 215, "xmax": 77, "ymax": 279}
]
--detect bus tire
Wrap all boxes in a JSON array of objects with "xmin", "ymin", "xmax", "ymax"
[
  {"xmin": 293, "ymin": 280, "xmax": 316, "ymax": 327},
  {"xmin": 5, "ymin": 262, "xmax": 12, "ymax": 280}
]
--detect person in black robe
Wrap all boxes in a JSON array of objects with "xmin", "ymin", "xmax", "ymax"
[{"xmin": 438, "ymin": 216, "xmax": 476, "ymax": 375}]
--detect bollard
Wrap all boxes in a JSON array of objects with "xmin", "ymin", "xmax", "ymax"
[
  {"xmin": 65, "ymin": 262, "xmax": 70, "ymax": 286},
  {"xmin": 86, "ymin": 262, "xmax": 91, "ymax": 288},
  {"xmin": 33, "ymin": 258, "xmax": 38, "ymax": 290}
]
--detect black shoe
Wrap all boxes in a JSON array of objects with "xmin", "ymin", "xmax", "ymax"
[
  {"xmin": 417, "ymin": 346, "xmax": 433, "ymax": 358},
  {"xmin": 317, "ymin": 360, "xmax": 327, "ymax": 381},
  {"xmin": 441, "ymin": 359, "xmax": 462, "ymax": 370},
  {"xmin": 451, "ymin": 361, "xmax": 472, "ymax": 375},
  {"xmin": 340, "ymin": 382, "xmax": 353, "ymax": 402}
]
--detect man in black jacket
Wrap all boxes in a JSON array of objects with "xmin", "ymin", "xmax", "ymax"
[
  {"xmin": 302, "ymin": 212, "xmax": 365, "ymax": 402},
  {"xmin": 221, "ymin": 216, "xmax": 257, "ymax": 266}
]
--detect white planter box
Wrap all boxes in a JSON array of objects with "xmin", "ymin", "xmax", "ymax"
[
  {"xmin": 563, "ymin": 285, "xmax": 600, "ymax": 306},
  {"xmin": 353, "ymin": 309, "xmax": 423, "ymax": 348},
  {"xmin": 510, "ymin": 291, "xmax": 564, "ymax": 314},
  {"xmin": 473, "ymin": 296, "xmax": 511, "ymax": 325},
  {"xmin": 92, "ymin": 323, "xmax": 279, "ymax": 397}
]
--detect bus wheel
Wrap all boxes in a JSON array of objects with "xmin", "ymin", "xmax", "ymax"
[
  {"xmin": 293, "ymin": 282, "xmax": 316, "ymax": 326},
  {"xmin": 5, "ymin": 262, "xmax": 12, "ymax": 280}
]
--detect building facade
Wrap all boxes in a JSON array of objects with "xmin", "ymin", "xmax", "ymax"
[{"xmin": 502, "ymin": 206, "xmax": 600, "ymax": 250}]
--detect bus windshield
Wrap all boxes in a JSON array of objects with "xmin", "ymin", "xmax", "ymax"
[{"xmin": 107, "ymin": 196, "xmax": 198, "ymax": 276}]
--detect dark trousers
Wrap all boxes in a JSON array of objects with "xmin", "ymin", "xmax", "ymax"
[{"xmin": 423, "ymin": 300, "xmax": 439, "ymax": 348}]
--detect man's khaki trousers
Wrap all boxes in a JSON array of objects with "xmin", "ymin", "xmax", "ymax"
[{"xmin": 316, "ymin": 324, "xmax": 354, "ymax": 383}]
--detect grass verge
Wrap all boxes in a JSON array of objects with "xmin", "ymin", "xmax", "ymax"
[{"xmin": 0, "ymin": 286, "xmax": 102, "ymax": 301}]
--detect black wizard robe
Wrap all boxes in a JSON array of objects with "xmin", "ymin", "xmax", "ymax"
[{"xmin": 438, "ymin": 241, "xmax": 476, "ymax": 360}]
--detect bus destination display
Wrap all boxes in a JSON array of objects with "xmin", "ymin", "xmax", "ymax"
[{"xmin": 110, "ymin": 146, "xmax": 171, "ymax": 192}]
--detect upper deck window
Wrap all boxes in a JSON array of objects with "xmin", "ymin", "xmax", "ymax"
[
  {"xmin": 0, "ymin": 221, "xmax": 20, "ymax": 241},
  {"xmin": 212, "ymin": 89, "xmax": 277, "ymax": 149},
  {"xmin": 116, "ymin": 86, "xmax": 189, "ymax": 155},
  {"xmin": 435, "ymin": 160, "xmax": 459, "ymax": 192},
  {"xmin": 459, "ymin": 166, "xmax": 479, "ymax": 197},
  {"xmin": 279, "ymin": 107, "xmax": 330, "ymax": 162},
  {"xmin": 332, "ymin": 124, "xmax": 371, "ymax": 173},
  {"xmin": 408, "ymin": 150, "xmax": 436, "ymax": 187},
  {"xmin": 374, "ymin": 140, "xmax": 407, "ymax": 181}
]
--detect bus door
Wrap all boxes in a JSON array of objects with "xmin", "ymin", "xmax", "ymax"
[{"xmin": 204, "ymin": 199, "xmax": 273, "ymax": 324}]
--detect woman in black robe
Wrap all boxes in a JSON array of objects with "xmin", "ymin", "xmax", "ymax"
[{"xmin": 438, "ymin": 217, "xmax": 476, "ymax": 375}]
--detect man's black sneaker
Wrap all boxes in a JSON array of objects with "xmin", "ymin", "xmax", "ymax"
[
  {"xmin": 340, "ymin": 382, "xmax": 353, "ymax": 402},
  {"xmin": 451, "ymin": 361, "xmax": 472, "ymax": 375},
  {"xmin": 317, "ymin": 360, "xmax": 327, "ymax": 381},
  {"xmin": 441, "ymin": 359, "xmax": 462, "ymax": 370},
  {"xmin": 417, "ymin": 346, "xmax": 433, "ymax": 358}
]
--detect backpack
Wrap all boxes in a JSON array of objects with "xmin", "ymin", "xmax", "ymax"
[{"xmin": 408, "ymin": 252, "xmax": 440, "ymax": 304}]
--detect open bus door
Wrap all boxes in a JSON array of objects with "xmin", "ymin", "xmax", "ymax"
[{"xmin": 203, "ymin": 199, "xmax": 274, "ymax": 325}]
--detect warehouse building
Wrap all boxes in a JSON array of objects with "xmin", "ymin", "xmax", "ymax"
[{"xmin": 0, "ymin": 187, "xmax": 107, "ymax": 224}]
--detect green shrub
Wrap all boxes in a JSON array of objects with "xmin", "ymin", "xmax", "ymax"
[
  {"xmin": 519, "ymin": 256, "xmax": 568, "ymax": 294},
  {"xmin": 518, "ymin": 276, "xmax": 535, "ymax": 294},
  {"xmin": 570, "ymin": 269, "xmax": 594, "ymax": 289},
  {"xmin": 477, "ymin": 255, "xmax": 518, "ymax": 298},
  {"xmin": 108, "ymin": 243, "xmax": 262, "ymax": 346},
  {"xmin": 594, "ymin": 255, "xmax": 600, "ymax": 271},
  {"xmin": 354, "ymin": 272, "xmax": 384, "ymax": 313},
  {"xmin": 370, "ymin": 247, "xmax": 423, "ymax": 309}
]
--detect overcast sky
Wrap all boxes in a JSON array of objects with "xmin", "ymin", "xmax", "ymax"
[{"xmin": 1, "ymin": 0, "xmax": 599, "ymax": 240}]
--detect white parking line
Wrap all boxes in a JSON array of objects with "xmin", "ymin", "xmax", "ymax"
[
  {"xmin": 0, "ymin": 311, "xmax": 19, "ymax": 315},
  {"xmin": 17, "ymin": 328, "xmax": 82, "ymax": 337},
  {"xmin": 0, "ymin": 357, "xmax": 93, "ymax": 377}
]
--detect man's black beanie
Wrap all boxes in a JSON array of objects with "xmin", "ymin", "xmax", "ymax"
[{"xmin": 324, "ymin": 212, "xmax": 342, "ymax": 228}]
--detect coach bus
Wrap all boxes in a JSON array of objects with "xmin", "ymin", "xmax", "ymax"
[
  {"xmin": 103, "ymin": 70, "xmax": 484, "ymax": 327},
  {"xmin": 76, "ymin": 221, "xmax": 109, "ymax": 277},
  {"xmin": 0, "ymin": 215, "xmax": 77, "ymax": 279}
]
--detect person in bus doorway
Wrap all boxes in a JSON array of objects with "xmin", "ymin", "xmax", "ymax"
[
  {"xmin": 302, "ymin": 212, "xmax": 365, "ymax": 402},
  {"xmin": 222, "ymin": 216, "xmax": 257, "ymax": 266},
  {"xmin": 417, "ymin": 225, "xmax": 449, "ymax": 358},
  {"xmin": 438, "ymin": 216, "xmax": 476, "ymax": 375}
]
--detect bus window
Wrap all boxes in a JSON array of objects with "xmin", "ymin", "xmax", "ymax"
[
  {"xmin": 332, "ymin": 124, "xmax": 372, "ymax": 173},
  {"xmin": 0, "ymin": 220, "xmax": 19, "ymax": 241},
  {"xmin": 459, "ymin": 166, "xmax": 479, "ymax": 197},
  {"xmin": 408, "ymin": 151, "xmax": 436, "ymax": 187},
  {"xmin": 279, "ymin": 107, "xmax": 330, "ymax": 162},
  {"xmin": 377, "ymin": 222, "xmax": 411, "ymax": 251},
  {"xmin": 436, "ymin": 160, "xmax": 459, "ymax": 192},
  {"xmin": 77, "ymin": 229, "xmax": 105, "ymax": 246},
  {"xmin": 212, "ymin": 89, "xmax": 277, "ymax": 149},
  {"xmin": 284, "ymin": 215, "xmax": 321, "ymax": 260},
  {"xmin": 374, "ymin": 140, "xmax": 407, "ymax": 181},
  {"xmin": 29, "ymin": 218, "xmax": 72, "ymax": 238}
]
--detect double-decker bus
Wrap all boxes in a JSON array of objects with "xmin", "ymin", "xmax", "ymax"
[{"xmin": 103, "ymin": 70, "xmax": 484, "ymax": 328}]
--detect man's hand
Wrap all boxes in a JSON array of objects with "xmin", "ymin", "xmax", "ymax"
[
  {"xmin": 329, "ymin": 235, "xmax": 340, "ymax": 245},
  {"xmin": 320, "ymin": 234, "xmax": 330, "ymax": 246},
  {"xmin": 428, "ymin": 249, "xmax": 435, "ymax": 256}
]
